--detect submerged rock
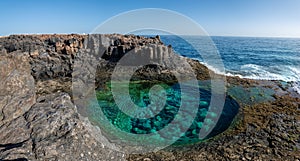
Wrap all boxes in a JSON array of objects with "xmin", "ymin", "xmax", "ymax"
[{"xmin": 0, "ymin": 34, "xmax": 299, "ymax": 160}]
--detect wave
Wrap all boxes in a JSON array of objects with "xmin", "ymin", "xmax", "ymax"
[
  {"xmin": 198, "ymin": 62, "xmax": 295, "ymax": 81},
  {"xmin": 163, "ymin": 35, "xmax": 300, "ymax": 94},
  {"xmin": 236, "ymin": 64, "xmax": 289, "ymax": 81},
  {"xmin": 291, "ymin": 82, "xmax": 300, "ymax": 94},
  {"xmin": 231, "ymin": 64, "xmax": 300, "ymax": 82},
  {"xmin": 198, "ymin": 62, "xmax": 300, "ymax": 94},
  {"xmin": 230, "ymin": 64, "xmax": 300, "ymax": 94},
  {"xmin": 199, "ymin": 62, "xmax": 226, "ymax": 75}
]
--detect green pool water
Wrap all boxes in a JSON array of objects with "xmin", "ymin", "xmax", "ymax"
[{"xmin": 88, "ymin": 81, "xmax": 240, "ymax": 146}]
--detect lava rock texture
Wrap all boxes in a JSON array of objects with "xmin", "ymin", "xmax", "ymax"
[{"xmin": 0, "ymin": 34, "xmax": 299, "ymax": 161}]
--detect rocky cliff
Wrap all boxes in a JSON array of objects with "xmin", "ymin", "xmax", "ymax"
[
  {"xmin": 0, "ymin": 34, "xmax": 210, "ymax": 161},
  {"xmin": 0, "ymin": 34, "xmax": 151, "ymax": 160},
  {"xmin": 0, "ymin": 34, "xmax": 299, "ymax": 161}
]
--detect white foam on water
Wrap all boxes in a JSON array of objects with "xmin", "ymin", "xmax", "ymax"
[
  {"xmin": 199, "ymin": 62, "xmax": 226, "ymax": 75},
  {"xmin": 198, "ymin": 61, "xmax": 300, "ymax": 94},
  {"xmin": 237, "ymin": 64, "xmax": 288, "ymax": 81},
  {"xmin": 291, "ymin": 82, "xmax": 300, "ymax": 94}
]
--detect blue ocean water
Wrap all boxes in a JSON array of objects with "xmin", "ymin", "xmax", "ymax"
[{"xmin": 159, "ymin": 35, "xmax": 300, "ymax": 93}]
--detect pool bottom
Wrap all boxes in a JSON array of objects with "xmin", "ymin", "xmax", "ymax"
[{"xmin": 87, "ymin": 81, "xmax": 240, "ymax": 146}]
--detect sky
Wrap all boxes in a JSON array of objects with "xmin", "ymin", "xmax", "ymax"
[{"xmin": 0, "ymin": 0, "xmax": 300, "ymax": 37}]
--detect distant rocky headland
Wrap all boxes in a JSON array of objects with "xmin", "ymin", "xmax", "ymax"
[{"xmin": 0, "ymin": 34, "xmax": 299, "ymax": 160}]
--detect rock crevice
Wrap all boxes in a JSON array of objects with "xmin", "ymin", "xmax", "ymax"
[{"xmin": 0, "ymin": 34, "xmax": 299, "ymax": 161}]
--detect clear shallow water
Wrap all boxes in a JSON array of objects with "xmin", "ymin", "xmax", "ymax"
[
  {"xmin": 88, "ymin": 36, "xmax": 299, "ymax": 146},
  {"xmin": 90, "ymin": 81, "xmax": 239, "ymax": 145},
  {"xmin": 159, "ymin": 36, "xmax": 300, "ymax": 92}
]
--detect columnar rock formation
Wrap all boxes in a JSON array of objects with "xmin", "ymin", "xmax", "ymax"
[
  {"xmin": 0, "ymin": 34, "xmax": 299, "ymax": 160},
  {"xmin": 0, "ymin": 34, "xmax": 205, "ymax": 160}
]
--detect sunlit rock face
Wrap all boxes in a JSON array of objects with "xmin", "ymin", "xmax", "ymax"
[
  {"xmin": 73, "ymin": 34, "xmax": 239, "ymax": 146},
  {"xmin": 0, "ymin": 53, "xmax": 36, "ymax": 126},
  {"xmin": 0, "ymin": 45, "xmax": 125, "ymax": 161},
  {"xmin": 2, "ymin": 34, "xmax": 297, "ymax": 160}
]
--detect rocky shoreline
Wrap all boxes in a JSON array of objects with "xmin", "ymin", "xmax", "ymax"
[{"xmin": 0, "ymin": 34, "xmax": 299, "ymax": 160}]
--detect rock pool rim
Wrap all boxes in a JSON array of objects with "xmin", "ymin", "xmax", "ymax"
[
  {"xmin": 72, "ymin": 8, "xmax": 227, "ymax": 154},
  {"xmin": 91, "ymin": 80, "xmax": 240, "ymax": 146}
]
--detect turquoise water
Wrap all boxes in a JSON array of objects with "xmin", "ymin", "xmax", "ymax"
[
  {"xmin": 86, "ymin": 36, "xmax": 293, "ymax": 146},
  {"xmin": 89, "ymin": 81, "xmax": 239, "ymax": 145}
]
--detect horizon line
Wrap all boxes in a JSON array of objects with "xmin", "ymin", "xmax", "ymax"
[{"xmin": 1, "ymin": 33, "xmax": 300, "ymax": 39}]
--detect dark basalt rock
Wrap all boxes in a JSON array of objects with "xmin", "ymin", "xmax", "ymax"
[
  {"xmin": 0, "ymin": 34, "xmax": 299, "ymax": 160},
  {"xmin": 1, "ymin": 91, "xmax": 125, "ymax": 160},
  {"xmin": 0, "ymin": 52, "xmax": 125, "ymax": 160}
]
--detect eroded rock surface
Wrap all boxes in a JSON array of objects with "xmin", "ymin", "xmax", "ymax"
[
  {"xmin": 0, "ymin": 52, "xmax": 125, "ymax": 160},
  {"xmin": 0, "ymin": 52, "xmax": 35, "ymax": 126},
  {"xmin": 0, "ymin": 34, "xmax": 299, "ymax": 161},
  {"xmin": 1, "ymin": 92, "xmax": 125, "ymax": 160},
  {"xmin": 128, "ymin": 96, "xmax": 300, "ymax": 160}
]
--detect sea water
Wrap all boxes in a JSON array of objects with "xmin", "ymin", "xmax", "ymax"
[
  {"xmin": 88, "ymin": 35, "xmax": 299, "ymax": 145},
  {"xmin": 160, "ymin": 35, "xmax": 300, "ymax": 93}
]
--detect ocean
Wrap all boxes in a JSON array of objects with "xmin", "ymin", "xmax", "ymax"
[
  {"xmin": 91, "ymin": 35, "xmax": 300, "ymax": 145},
  {"xmin": 159, "ymin": 35, "xmax": 300, "ymax": 93}
]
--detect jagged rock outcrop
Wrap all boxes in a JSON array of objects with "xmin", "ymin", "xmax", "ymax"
[
  {"xmin": 1, "ymin": 92, "xmax": 125, "ymax": 160},
  {"xmin": 0, "ymin": 34, "xmax": 209, "ymax": 87},
  {"xmin": 0, "ymin": 34, "xmax": 299, "ymax": 161},
  {"xmin": 0, "ymin": 52, "xmax": 125, "ymax": 160},
  {"xmin": 0, "ymin": 34, "xmax": 86, "ymax": 80},
  {"xmin": 0, "ymin": 34, "xmax": 188, "ymax": 161}
]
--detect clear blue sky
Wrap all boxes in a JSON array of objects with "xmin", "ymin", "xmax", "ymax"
[{"xmin": 1, "ymin": 0, "xmax": 300, "ymax": 37}]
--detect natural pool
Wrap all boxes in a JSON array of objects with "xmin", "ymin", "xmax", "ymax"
[{"xmin": 88, "ymin": 81, "xmax": 240, "ymax": 146}]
